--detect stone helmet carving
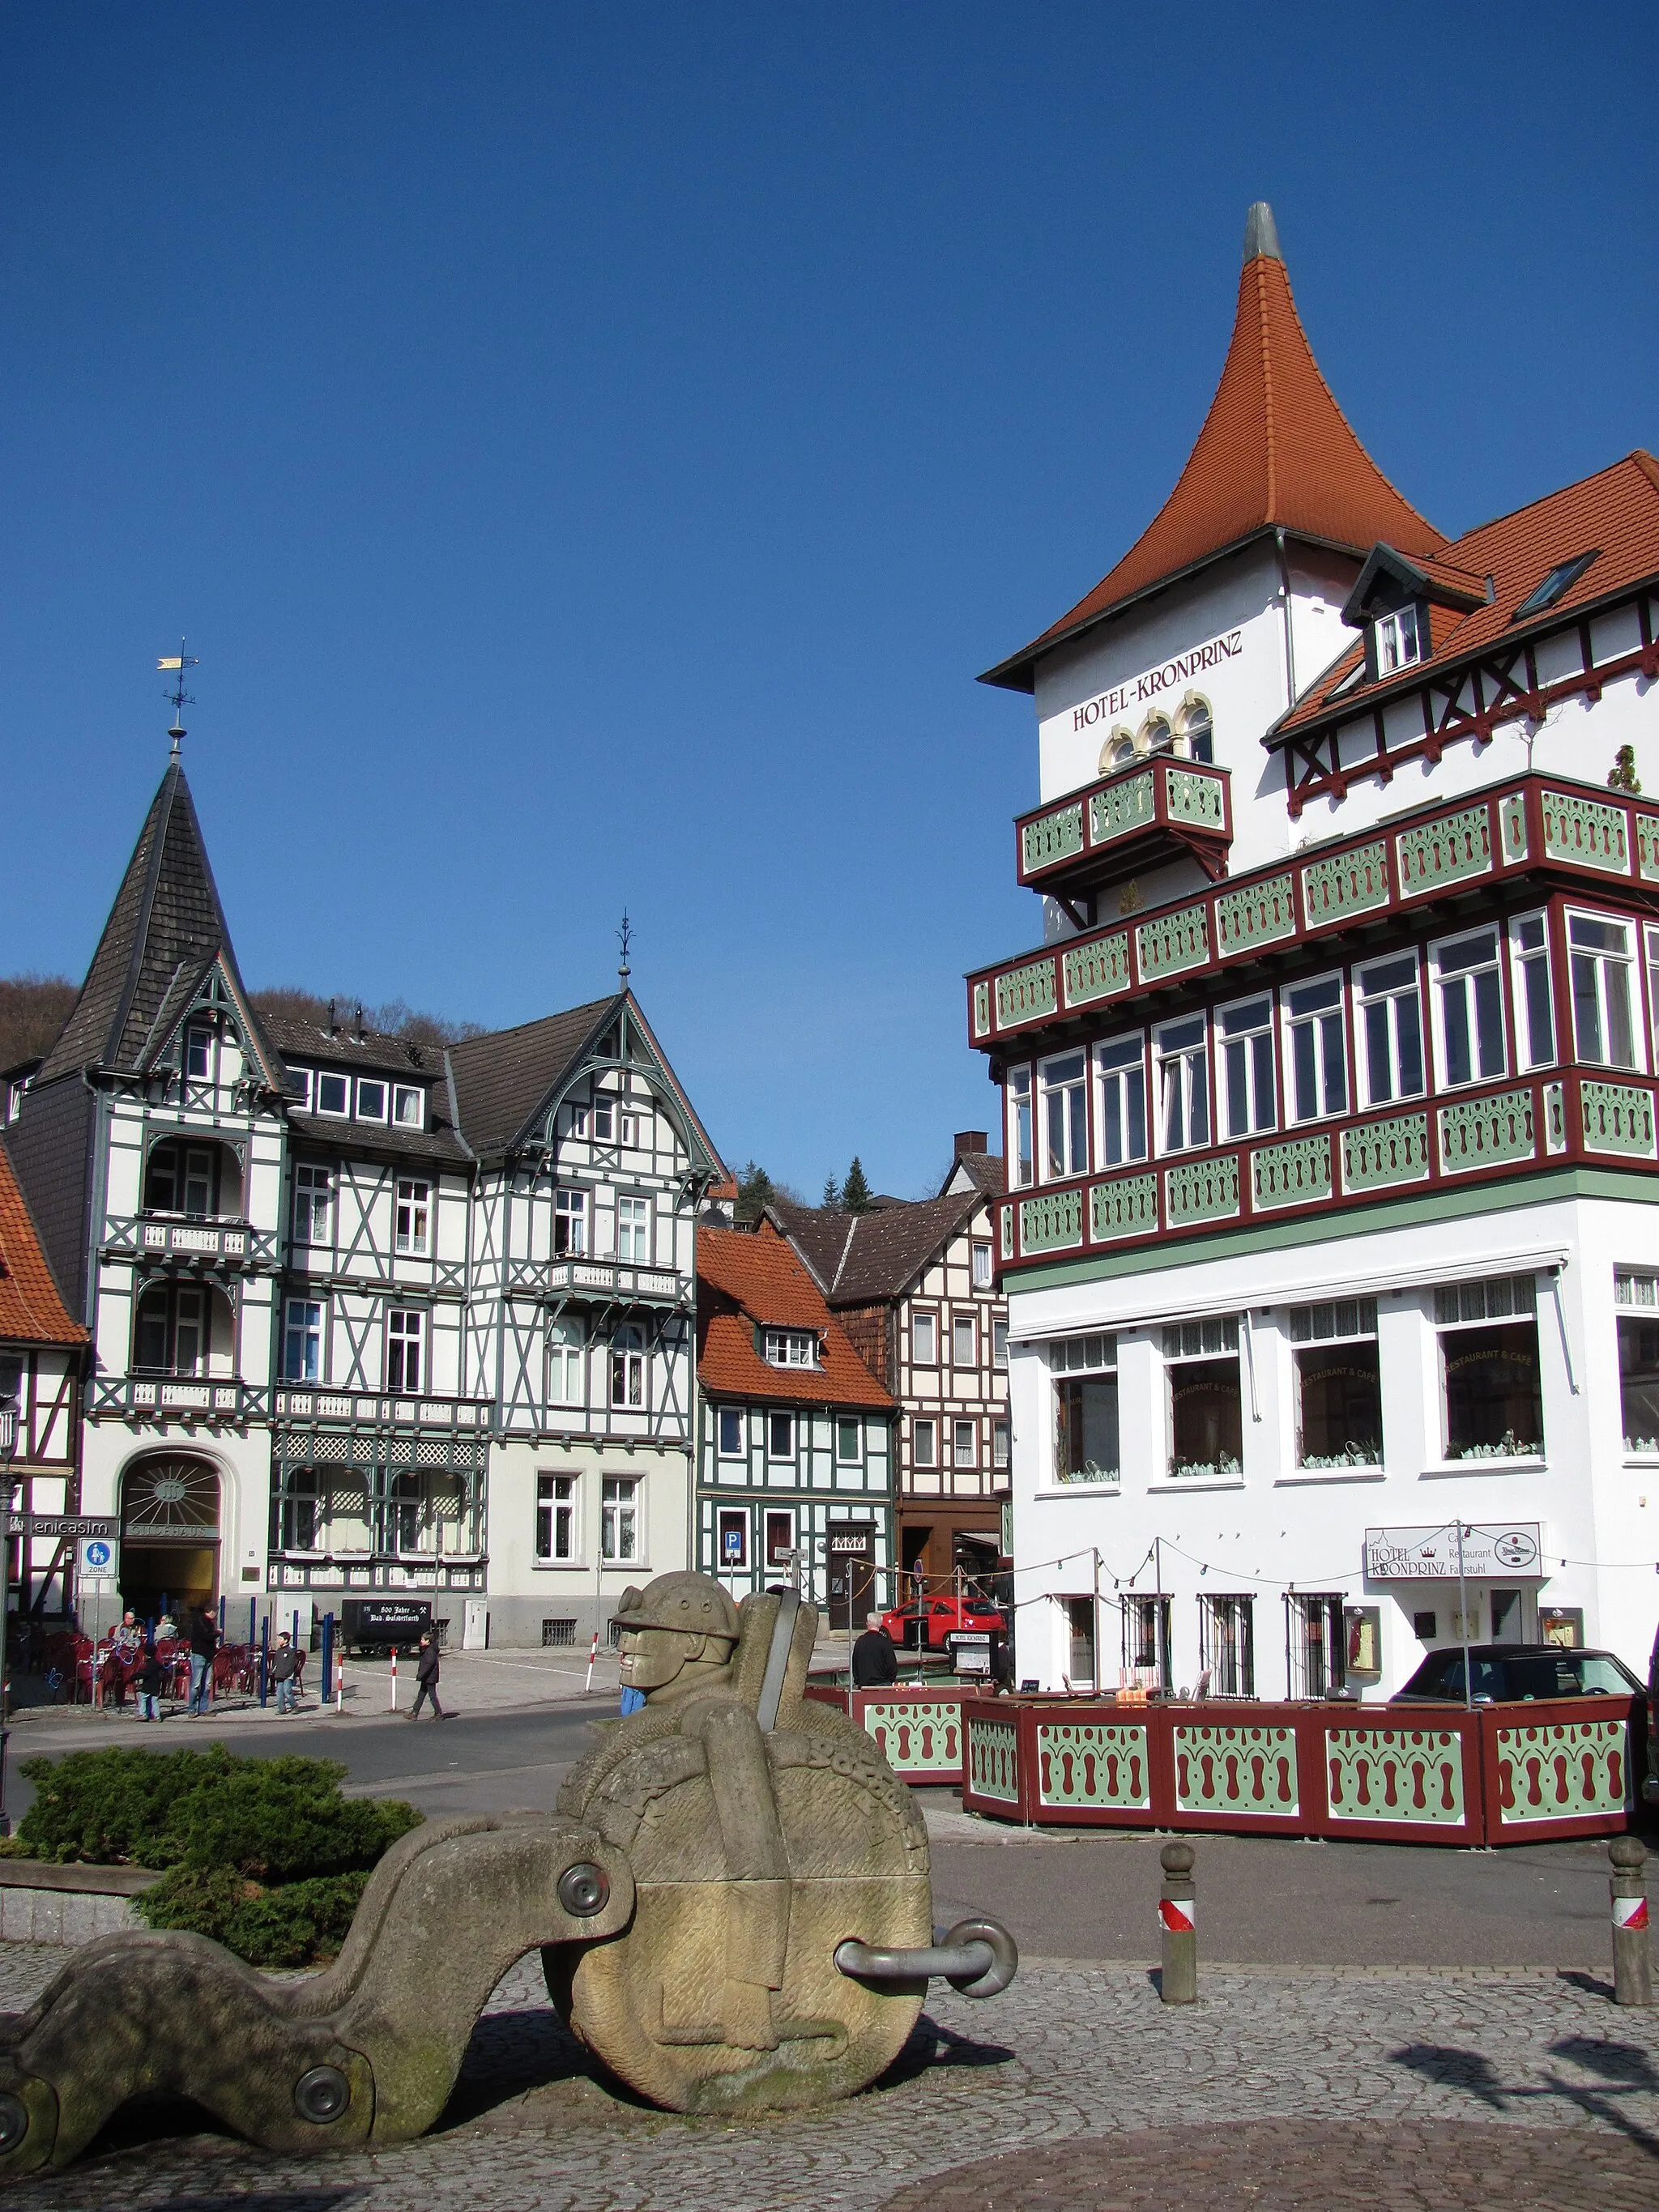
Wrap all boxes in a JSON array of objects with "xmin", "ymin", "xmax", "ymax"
[{"xmin": 612, "ymin": 1572, "xmax": 740, "ymax": 1646}]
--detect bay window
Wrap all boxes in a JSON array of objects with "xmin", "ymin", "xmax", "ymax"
[
  {"xmin": 1095, "ymin": 1033, "xmax": 1148, "ymax": 1166},
  {"xmin": 1510, "ymin": 913, "xmax": 1556, "ymax": 1070},
  {"xmin": 1218, "ymin": 995, "xmax": 1275, "ymax": 1137},
  {"xmin": 1357, "ymin": 955, "xmax": 1424, "ymax": 1106},
  {"xmin": 1433, "ymin": 928, "xmax": 1506, "ymax": 1086},
  {"xmin": 1007, "ymin": 1068, "xmax": 1034, "ymax": 1188},
  {"xmin": 1568, "ymin": 913, "xmax": 1639, "ymax": 1069},
  {"xmin": 1155, "ymin": 1016, "xmax": 1209, "ymax": 1154},
  {"xmin": 1039, "ymin": 1051, "xmax": 1089, "ymax": 1179},
  {"xmin": 1284, "ymin": 974, "xmax": 1347, "ymax": 1122}
]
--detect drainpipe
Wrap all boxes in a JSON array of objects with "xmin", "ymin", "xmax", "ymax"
[{"xmin": 1275, "ymin": 528, "xmax": 1299, "ymax": 713}]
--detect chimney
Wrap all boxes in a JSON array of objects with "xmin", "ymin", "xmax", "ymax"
[{"xmin": 953, "ymin": 1130, "xmax": 988, "ymax": 1161}]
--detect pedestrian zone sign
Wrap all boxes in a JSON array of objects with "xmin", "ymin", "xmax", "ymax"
[{"xmin": 79, "ymin": 1536, "xmax": 116, "ymax": 1587}]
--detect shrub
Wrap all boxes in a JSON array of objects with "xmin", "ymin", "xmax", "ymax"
[{"xmin": 134, "ymin": 1865, "xmax": 371, "ymax": 1968}]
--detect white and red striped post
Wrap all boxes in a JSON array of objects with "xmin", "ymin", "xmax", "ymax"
[
  {"xmin": 1610, "ymin": 1835, "xmax": 1652, "ymax": 2006},
  {"xmin": 390, "ymin": 1646, "xmax": 398, "ymax": 1713},
  {"xmin": 583, "ymin": 1628, "xmax": 599, "ymax": 1694},
  {"xmin": 1159, "ymin": 1842, "xmax": 1196, "ymax": 2005}
]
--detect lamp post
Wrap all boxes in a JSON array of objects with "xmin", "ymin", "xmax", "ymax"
[{"xmin": 0, "ymin": 1400, "xmax": 19, "ymax": 1836}]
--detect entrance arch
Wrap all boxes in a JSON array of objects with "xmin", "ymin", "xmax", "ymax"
[{"xmin": 119, "ymin": 1454, "xmax": 221, "ymax": 1620}]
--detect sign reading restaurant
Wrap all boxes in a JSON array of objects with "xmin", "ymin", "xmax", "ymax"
[
  {"xmin": 1051, "ymin": 627, "xmax": 1244, "ymax": 735},
  {"xmin": 1363, "ymin": 1524, "xmax": 1543, "ymax": 1582}
]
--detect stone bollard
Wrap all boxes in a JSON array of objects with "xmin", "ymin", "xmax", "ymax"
[
  {"xmin": 1610, "ymin": 1835, "xmax": 1653, "ymax": 2007},
  {"xmin": 1159, "ymin": 1842, "xmax": 1196, "ymax": 2005}
]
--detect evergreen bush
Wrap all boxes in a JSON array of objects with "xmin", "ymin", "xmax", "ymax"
[{"xmin": 134, "ymin": 1864, "xmax": 371, "ymax": 1968}]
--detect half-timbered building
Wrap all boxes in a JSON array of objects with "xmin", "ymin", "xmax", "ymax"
[
  {"xmin": 0, "ymin": 1150, "xmax": 87, "ymax": 1617},
  {"xmin": 969, "ymin": 203, "xmax": 1659, "ymax": 1697},
  {"xmin": 695, "ymin": 1222, "xmax": 894, "ymax": 1624}
]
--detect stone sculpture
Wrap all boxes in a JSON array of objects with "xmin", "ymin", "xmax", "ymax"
[{"xmin": 0, "ymin": 1575, "xmax": 1014, "ymax": 2177}]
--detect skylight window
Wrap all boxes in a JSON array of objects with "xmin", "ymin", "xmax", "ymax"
[{"xmin": 1511, "ymin": 551, "xmax": 1599, "ymax": 623}]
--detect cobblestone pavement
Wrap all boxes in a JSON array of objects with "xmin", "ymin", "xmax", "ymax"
[{"xmin": 0, "ymin": 1945, "xmax": 1654, "ymax": 2210}]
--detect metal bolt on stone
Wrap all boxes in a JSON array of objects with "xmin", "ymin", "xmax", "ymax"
[
  {"xmin": 1159, "ymin": 1842, "xmax": 1196, "ymax": 2005},
  {"xmin": 1610, "ymin": 1835, "xmax": 1653, "ymax": 2006}
]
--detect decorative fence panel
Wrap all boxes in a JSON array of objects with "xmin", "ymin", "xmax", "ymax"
[{"xmin": 805, "ymin": 1684, "xmax": 989, "ymax": 1786}]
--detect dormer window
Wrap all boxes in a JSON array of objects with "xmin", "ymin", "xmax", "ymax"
[
  {"xmin": 356, "ymin": 1078, "xmax": 387, "ymax": 1121},
  {"xmin": 316, "ymin": 1072, "xmax": 349, "ymax": 1116},
  {"xmin": 1374, "ymin": 603, "xmax": 1424, "ymax": 676},
  {"xmin": 393, "ymin": 1085, "xmax": 424, "ymax": 1127},
  {"xmin": 764, "ymin": 1328, "xmax": 818, "ymax": 1370},
  {"xmin": 184, "ymin": 1026, "xmax": 213, "ymax": 1080},
  {"xmin": 1512, "ymin": 550, "xmax": 1599, "ymax": 623}
]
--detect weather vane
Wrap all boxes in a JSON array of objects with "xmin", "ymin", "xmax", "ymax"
[
  {"xmin": 617, "ymin": 910, "xmax": 634, "ymax": 985},
  {"xmin": 156, "ymin": 642, "xmax": 198, "ymax": 755}
]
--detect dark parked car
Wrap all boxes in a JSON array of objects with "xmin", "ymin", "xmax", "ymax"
[{"xmin": 1390, "ymin": 1642, "xmax": 1643, "ymax": 1705}]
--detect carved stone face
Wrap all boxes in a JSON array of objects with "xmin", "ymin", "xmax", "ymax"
[{"xmin": 618, "ymin": 1624, "xmax": 715, "ymax": 1694}]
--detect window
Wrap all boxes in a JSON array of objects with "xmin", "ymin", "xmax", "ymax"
[
  {"xmin": 1435, "ymin": 1276, "xmax": 1542, "ymax": 1460},
  {"xmin": 134, "ymin": 1285, "xmax": 206, "ymax": 1376},
  {"xmin": 356, "ymin": 1079, "xmax": 386, "ymax": 1121},
  {"xmin": 386, "ymin": 1308, "xmax": 424, "ymax": 1393},
  {"xmin": 912, "ymin": 1417, "xmax": 937, "ymax": 1469},
  {"xmin": 1284, "ymin": 975, "xmax": 1347, "ymax": 1122},
  {"xmin": 911, "ymin": 1311, "xmax": 938, "ymax": 1366},
  {"xmin": 554, "ymin": 1187, "xmax": 587, "ymax": 1257},
  {"xmin": 972, "ymin": 1242, "xmax": 993, "ymax": 1288},
  {"xmin": 719, "ymin": 1406, "xmax": 744, "ymax": 1457},
  {"xmin": 993, "ymin": 1419, "xmax": 1010, "ymax": 1470},
  {"xmin": 1512, "ymin": 550, "xmax": 1598, "ymax": 621},
  {"xmin": 610, "ymin": 1323, "xmax": 646, "ymax": 1408},
  {"xmin": 281, "ymin": 1468, "xmax": 318, "ymax": 1552},
  {"xmin": 292, "ymin": 1163, "xmax": 331, "ymax": 1246},
  {"xmin": 316, "ymin": 1072, "xmax": 349, "ymax": 1116},
  {"xmin": 1357, "ymin": 955, "xmax": 1425, "ymax": 1106},
  {"xmin": 1053, "ymin": 1333, "xmax": 1119, "ymax": 1485},
  {"xmin": 765, "ymin": 1511, "xmax": 795, "ymax": 1567},
  {"xmin": 547, "ymin": 1315, "xmax": 586, "ymax": 1405},
  {"xmin": 836, "ymin": 1417, "xmax": 859, "ymax": 1464},
  {"xmin": 1614, "ymin": 1272, "xmax": 1659, "ymax": 1453},
  {"xmin": 1155, "ymin": 1016, "xmax": 1209, "ymax": 1153},
  {"xmin": 288, "ymin": 1068, "xmax": 313, "ymax": 1110},
  {"xmin": 184, "ymin": 1025, "xmax": 212, "ymax": 1080},
  {"xmin": 1007, "ymin": 1068, "xmax": 1034, "ymax": 1188},
  {"xmin": 1511, "ymin": 914, "xmax": 1555, "ymax": 1070},
  {"xmin": 953, "ymin": 1418, "xmax": 976, "ymax": 1469},
  {"xmin": 1199, "ymin": 1593, "xmax": 1255, "ymax": 1697},
  {"xmin": 1374, "ymin": 603, "xmax": 1423, "ymax": 675},
  {"xmin": 1163, "ymin": 1316, "xmax": 1242, "ymax": 1479},
  {"xmin": 618, "ymin": 1110, "xmax": 640, "ymax": 1148},
  {"xmin": 1039, "ymin": 1051, "xmax": 1088, "ymax": 1178},
  {"xmin": 1064, "ymin": 1596, "xmax": 1098, "ymax": 1687},
  {"xmin": 952, "ymin": 1313, "xmax": 976, "ymax": 1367},
  {"xmin": 145, "ymin": 1141, "xmax": 216, "ymax": 1218},
  {"xmin": 1096, "ymin": 1034, "xmax": 1148, "ymax": 1166},
  {"xmin": 764, "ymin": 1329, "xmax": 817, "ymax": 1369},
  {"xmin": 1434, "ymin": 928, "xmax": 1506, "ymax": 1086},
  {"xmin": 542, "ymin": 1617, "xmax": 577, "ymax": 1647},
  {"xmin": 1141, "ymin": 711, "xmax": 1174, "ymax": 756},
  {"xmin": 1289, "ymin": 1299, "xmax": 1381, "ymax": 1468},
  {"xmin": 1286, "ymin": 1594, "xmax": 1346, "ymax": 1698},
  {"xmin": 395, "ymin": 1178, "xmax": 429, "ymax": 1255},
  {"xmin": 284, "ymin": 1298, "xmax": 322, "ymax": 1383},
  {"xmin": 536, "ymin": 1474, "xmax": 577, "ymax": 1562},
  {"xmin": 1124, "ymin": 1595, "xmax": 1171, "ymax": 1692},
  {"xmin": 1175, "ymin": 694, "xmax": 1213, "ymax": 763},
  {"xmin": 602, "ymin": 1476, "xmax": 638, "ymax": 1562},
  {"xmin": 393, "ymin": 1085, "xmax": 424, "ymax": 1127},
  {"xmin": 1568, "ymin": 914, "xmax": 1638, "ymax": 1069},
  {"xmin": 767, "ymin": 1411, "xmax": 795, "ymax": 1460},
  {"xmin": 992, "ymin": 1318, "xmax": 1009, "ymax": 1369},
  {"xmin": 1218, "ymin": 995, "xmax": 1275, "ymax": 1137},
  {"xmin": 617, "ymin": 1195, "xmax": 650, "ymax": 1261},
  {"xmin": 591, "ymin": 1100, "xmax": 615, "ymax": 1143},
  {"xmin": 717, "ymin": 1507, "xmax": 748, "ymax": 1568}
]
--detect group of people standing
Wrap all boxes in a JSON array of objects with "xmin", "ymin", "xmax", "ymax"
[{"xmin": 104, "ymin": 1606, "xmax": 305, "ymax": 1720}]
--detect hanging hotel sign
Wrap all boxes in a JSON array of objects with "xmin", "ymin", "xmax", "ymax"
[
  {"xmin": 1363, "ymin": 1524, "xmax": 1542, "ymax": 1581},
  {"xmin": 1052, "ymin": 627, "xmax": 1245, "ymax": 736}
]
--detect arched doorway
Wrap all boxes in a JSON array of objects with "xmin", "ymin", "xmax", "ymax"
[{"xmin": 119, "ymin": 1454, "xmax": 221, "ymax": 1620}]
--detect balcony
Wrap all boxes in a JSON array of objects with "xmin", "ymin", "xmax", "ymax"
[
  {"xmin": 524, "ymin": 1258, "xmax": 688, "ymax": 1306},
  {"xmin": 103, "ymin": 1214, "xmax": 279, "ymax": 1272},
  {"xmin": 90, "ymin": 1376, "xmax": 272, "ymax": 1423},
  {"xmin": 1015, "ymin": 757, "xmax": 1232, "ymax": 910},
  {"xmin": 972, "ymin": 774, "xmax": 1659, "ymax": 1051},
  {"xmin": 272, "ymin": 1387, "xmax": 493, "ymax": 1432}
]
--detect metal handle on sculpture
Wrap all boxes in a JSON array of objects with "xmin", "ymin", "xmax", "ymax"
[{"xmin": 833, "ymin": 1916, "xmax": 1018, "ymax": 1998}]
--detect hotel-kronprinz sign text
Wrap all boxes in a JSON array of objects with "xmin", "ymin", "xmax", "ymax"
[{"xmin": 1064, "ymin": 629, "xmax": 1243, "ymax": 733}]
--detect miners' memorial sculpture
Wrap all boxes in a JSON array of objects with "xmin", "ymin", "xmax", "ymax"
[{"xmin": 0, "ymin": 1575, "xmax": 1016, "ymax": 2177}]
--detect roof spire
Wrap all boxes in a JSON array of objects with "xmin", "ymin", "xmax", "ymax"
[
  {"xmin": 617, "ymin": 910, "xmax": 633, "ymax": 987},
  {"xmin": 156, "ymin": 642, "xmax": 198, "ymax": 756},
  {"xmin": 1242, "ymin": 201, "xmax": 1282, "ymax": 265}
]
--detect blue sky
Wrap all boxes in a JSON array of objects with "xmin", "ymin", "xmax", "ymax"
[{"xmin": 3, "ymin": 5, "xmax": 1653, "ymax": 1197}]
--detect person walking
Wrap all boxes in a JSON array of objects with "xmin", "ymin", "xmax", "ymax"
[
  {"xmin": 132, "ymin": 1643, "xmax": 164, "ymax": 1723},
  {"xmin": 269, "ymin": 1632, "xmax": 301, "ymax": 1716},
  {"xmin": 186, "ymin": 1603, "xmax": 219, "ymax": 1718},
  {"xmin": 407, "ymin": 1630, "xmax": 446, "ymax": 1720},
  {"xmin": 851, "ymin": 1610, "xmax": 899, "ymax": 1688}
]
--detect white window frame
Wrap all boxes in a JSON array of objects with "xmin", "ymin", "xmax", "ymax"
[
  {"xmin": 1154, "ymin": 1014, "xmax": 1209, "ymax": 1157},
  {"xmin": 393, "ymin": 1084, "xmax": 424, "ymax": 1127},
  {"xmin": 952, "ymin": 1417, "xmax": 977, "ymax": 1469},
  {"xmin": 1218, "ymin": 993, "xmax": 1276, "ymax": 1138},
  {"xmin": 1356, "ymin": 953, "xmax": 1427, "ymax": 1107},
  {"xmin": 547, "ymin": 1315, "xmax": 586, "ymax": 1406},
  {"xmin": 951, "ymin": 1311, "xmax": 976, "ymax": 1368},
  {"xmin": 766, "ymin": 1410, "xmax": 795, "ymax": 1460},
  {"xmin": 1375, "ymin": 603, "xmax": 1423, "ymax": 674},
  {"xmin": 1038, "ymin": 1049, "xmax": 1090, "ymax": 1181},
  {"xmin": 292, "ymin": 1162, "xmax": 331, "ymax": 1247},
  {"xmin": 764, "ymin": 1507, "xmax": 796, "ymax": 1569},
  {"xmin": 911, "ymin": 1310, "xmax": 938, "ymax": 1366},
  {"xmin": 971, "ymin": 1242, "xmax": 993, "ymax": 1288},
  {"xmin": 536, "ymin": 1473, "xmax": 578, "ymax": 1563},
  {"xmin": 764, "ymin": 1328, "xmax": 818, "ymax": 1370},
  {"xmin": 718, "ymin": 1405, "xmax": 744, "ymax": 1457},
  {"xmin": 992, "ymin": 1418, "xmax": 1010, "ymax": 1469},
  {"xmin": 554, "ymin": 1187, "xmax": 587, "ymax": 1257},
  {"xmin": 288, "ymin": 1068, "xmax": 313, "ymax": 1111},
  {"xmin": 1094, "ymin": 1031, "xmax": 1149, "ymax": 1168},
  {"xmin": 1282, "ymin": 971, "xmax": 1349, "ymax": 1125},
  {"xmin": 386, "ymin": 1306, "xmax": 425, "ymax": 1394},
  {"xmin": 284, "ymin": 1298, "xmax": 322, "ymax": 1383},
  {"xmin": 395, "ymin": 1177, "xmax": 430, "ymax": 1256},
  {"xmin": 1567, "ymin": 909, "xmax": 1642, "ymax": 1072},
  {"xmin": 591, "ymin": 1098, "xmax": 615, "ymax": 1143},
  {"xmin": 315, "ymin": 1071, "xmax": 350, "ymax": 1117},
  {"xmin": 184, "ymin": 1025, "xmax": 214, "ymax": 1082},
  {"xmin": 992, "ymin": 1317, "xmax": 1009, "ymax": 1370},
  {"xmin": 911, "ymin": 1417, "xmax": 937, "ymax": 1469},
  {"xmin": 356, "ymin": 1077, "xmax": 387, "ymax": 1123},
  {"xmin": 1007, "ymin": 1067, "xmax": 1034, "ymax": 1189},
  {"xmin": 617, "ymin": 1193, "xmax": 651, "ymax": 1262},
  {"xmin": 1431, "ymin": 926, "xmax": 1508, "ymax": 1089},
  {"xmin": 610, "ymin": 1322, "xmax": 646, "ymax": 1409},
  {"xmin": 602, "ymin": 1474, "xmax": 639, "ymax": 1563},
  {"xmin": 1508, "ymin": 913, "xmax": 1557, "ymax": 1073},
  {"xmin": 618, "ymin": 1109, "xmax": 641, "ymax": 1148},
  {"xmin": 717, "ymin": 1506, "xmax": 748, "ymax": 1570}
]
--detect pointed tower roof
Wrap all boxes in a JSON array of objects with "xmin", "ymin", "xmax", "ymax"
[
  {"xmin": 36, "ymin": 760, "xmax": 279, "ymax": 1087},
  {"xmin": 980, "ymin": 203, "xmax": 1446, "ymax": 691}
]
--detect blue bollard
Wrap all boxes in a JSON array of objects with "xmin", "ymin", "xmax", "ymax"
[{"xmin": 320, "ymin": 1613, "xmax": 334, "ymax": 1703}]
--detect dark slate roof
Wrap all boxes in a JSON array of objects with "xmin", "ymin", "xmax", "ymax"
[
  {"xmin": 940, "ymin": 1150, "xmax": 1007, "ymax": 1200},
  {"xmin": 284, "ymin": 1110, "xmax": 471, "ymax": 1168},
  {"xmin": 769, "ymin": 1191, "xmax": 986, "ymax": 1306},
  {"xmin": 37, "ymin": 761, "xmax": 279, "ymax": 1088},
  {"xmin": 446, "ymin": 997, "xmax": 619, "ymax": 1158},
  {"xmin": 257, "ymin": 1012, "xmax": 449, "ymax": 1080}
]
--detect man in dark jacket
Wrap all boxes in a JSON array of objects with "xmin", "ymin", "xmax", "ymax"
[
  {"xmin": 268, "ymin": 1631, "xmax": 301, "ymax": 1715},
  {"xmin": 408, "ymin": 1630, "xmax": 446, "ymax": 1720},
  {"xmin": 186, "ymin": 1605, "xmax": 218, "ymax": 1718},
  {"xmin": 851, "ymin": 1611, "xmax": 899, "ymax": 1689}
]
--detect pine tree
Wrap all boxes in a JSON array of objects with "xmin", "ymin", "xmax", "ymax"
[
  {"xmin": 736, "ymin": 1161, "xmax": 775, "ymax": 1226},
  {"xmin": 821, "ymin": 1173, "xmax": 842, "ymax": 1210},
  {"xmin": 842, "ymin": 1157, "xmax": 873, "ymax": 1214}
]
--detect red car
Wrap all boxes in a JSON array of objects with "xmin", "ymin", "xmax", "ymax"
[{"xmin": 881, "ymin": 1596, "xmax": 1006, "ymax": 1651}]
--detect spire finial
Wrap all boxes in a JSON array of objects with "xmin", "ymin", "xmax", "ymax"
[
  {"xmin": 1242, "ymin": 202, "xmax": 1282, "ymax": 266},
  {"xmin": 617, "ymin": 910, "xmax": 633, "ymax": 986},
  {"xmin": 156, "ymin": 641, "xmax": 198, "ymax": 757}
]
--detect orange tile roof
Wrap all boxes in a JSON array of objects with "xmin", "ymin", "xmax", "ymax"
[
  {"xmin": 1277, "ymin": 450, "xmax": 1659, "ymax": 737},
  {"xmin": 0, "ymin": 1149, "xmax": 85, "ymax": 1347},
  {"xmin": 983, "ymin": 237, "xmax": 1444, "ymax": 690},
  {"xmin": 697, "ymin": 1223, "xmax": 893, "ymax": 1409}
]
